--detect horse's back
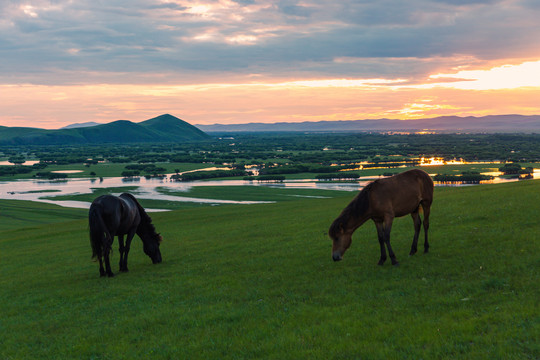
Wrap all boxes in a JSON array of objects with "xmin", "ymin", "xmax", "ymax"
[
  {"xmin": 371, "ymin": 169, "xmax": 433, "ymax": 216},
  {"xmin": 91, "ymin": 194, "xmax": 119, "ymax": 207},
  {"xmin": 408, "ymin": 169, "xmax": 434, "ymax": 204},
  {"xmin": 90, "ymin": 194, "xmax": 139, "ymax": 234}
]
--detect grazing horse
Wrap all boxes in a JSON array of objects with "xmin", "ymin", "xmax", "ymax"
[
  {"xmin": 89, "ymin": 193, "xmax": 162, "ymax": 277},
  {"xmin": 329, "ymin": 169, "xmax": 433, "ymax": 266}
]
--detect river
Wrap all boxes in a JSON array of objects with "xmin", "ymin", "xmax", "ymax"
[{"xmin": 0, "ymin": 171, "xmax": 535, "ymax": 210}]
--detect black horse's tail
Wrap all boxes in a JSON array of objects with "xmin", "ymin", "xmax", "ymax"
[{"xmin": 89, "ymin": 203, "xmax": 106, "ymax": 259}]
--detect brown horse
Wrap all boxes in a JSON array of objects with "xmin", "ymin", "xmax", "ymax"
[{"xmin": 329, "ymin": 169, "xmax": 433, "ymax": 265}]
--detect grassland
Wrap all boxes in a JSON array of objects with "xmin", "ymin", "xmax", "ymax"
[{"xmin": 0, "ymin": 181, "xmax": 538, "ymax": 359}]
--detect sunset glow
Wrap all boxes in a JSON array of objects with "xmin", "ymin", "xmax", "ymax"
[
  {"xmin": 1, "ymin": 1, "xmax": 540, "ymax": 128},
  {"xmin": 427, "ymin": 60, "xmax": 540, "ymax": 91}
]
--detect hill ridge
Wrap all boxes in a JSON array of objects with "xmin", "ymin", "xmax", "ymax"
[
  {"xmin": 0, "ymin": 114, "xmax": 210, "ymax": 145},
  {"xmin": 195, "ymin": 114, "xmax": 540, "ymax": 133}
]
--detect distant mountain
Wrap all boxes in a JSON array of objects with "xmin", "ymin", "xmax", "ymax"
[
  {"xmin": 61, "ymin": 122, "xmax": 101, "ymax": 129},
  {"xmin": 196, "ymin": 115, "xmax": 540, "ymax": 133},
  {"xmin": 0, "ymin": 114, "xmax": 210, "ymax": 145}
]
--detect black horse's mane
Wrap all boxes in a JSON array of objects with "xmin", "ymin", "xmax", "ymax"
[
  {"xmin": 121, "ymin": 193, "xmax": 161, "ymax": 242},
  {"xmin": 329, "ymin": 182, "xmax": 374, "ymax": 237}
]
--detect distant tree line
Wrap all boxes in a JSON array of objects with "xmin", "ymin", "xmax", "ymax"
[
  {"xmin": 259, "ymin": 164, "xmax": 339, "ymax": 176},
  {"xmin": 244, "ymin": 175, "xmax": 286, "ymax": 182},
  {"xmin": 0, "ymin": 163, "xmax": 47, "ymax": 177},
  {"xmin": 498, "ymin": 163, "xmax": 533, "ymax": 176},
  {"xmin": 0, "ymin": 165, "xmax": 34, "ymax": 176},
  {"xmin": 171, "ymin": 169, "xmax": 247, "ymax": 181},
  {"xmin": 315, "ymin": 172, "xmax": 360, "ymax": 181},
  {"xmin": 34, "ymin": 171, "xmax": 68, "ymax": 180},
  {"xmin": 433, "ymin": 172, "xmax": 493, "ymax": 183}
]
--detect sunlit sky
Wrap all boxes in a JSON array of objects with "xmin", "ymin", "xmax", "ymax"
[{"xmin": 1, "ymin": 0, "xmax": 540, "ymax": 129}]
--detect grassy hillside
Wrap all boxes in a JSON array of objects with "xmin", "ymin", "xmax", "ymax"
[
  {"xmin": 0, "ymin": 114, "xmax": 209, "ymax": 145},
  {"xmin": 140, "ymin": 114, "xmax": 209, "ymax": 140},
  {"xmin": 0, "ymin": 181, "xmax": 538, "ymax": 359}
]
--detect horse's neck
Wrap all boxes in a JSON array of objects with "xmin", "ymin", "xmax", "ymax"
[
  {"xmin": 136, "ymin": 217, "xmax": 156, "ymax": 236},
  {"xmin": 345, "ymin": 212, "xmax": 370, "ymax": 234}
]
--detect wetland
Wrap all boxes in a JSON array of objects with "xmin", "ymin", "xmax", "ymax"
[{"xmin": 1, "ymin": 132, "xmax": 540, "ymax": 209}]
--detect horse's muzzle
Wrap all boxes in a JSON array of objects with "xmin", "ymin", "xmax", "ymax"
[
  {"xmin": 332, "ymin": 252, "xmax": 343, "ymax": 262},
  {"xmin": 152, "ymin": 252, "xmax": 162, "ymax": 264}
]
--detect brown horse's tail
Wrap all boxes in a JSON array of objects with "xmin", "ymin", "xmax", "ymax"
[{"xmin": 89, "ymin": 203, "xmax": 107, "ymax": 259}]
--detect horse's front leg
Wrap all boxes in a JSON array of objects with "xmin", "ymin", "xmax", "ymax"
[
  {"xmin": 409, "ymin": 210, "xmax": 421, "ymax": 256},
  {"xmin": 121, "ymin": 230, "xmax": 136, "ymax": 273},
  {"xmin": 375, "ymin": 221, "xmax": 387, "ymax": 265},
  {"xmin": 98, "ymin": 256, "xmax": 106, "ymax": 277},
  {"xmin": 118, "ymin": 234, "xmax": 126, "ymax": 272},
  {"xmin": 381, "ymin": 215, "xmax": 398, "ymax": 265}
]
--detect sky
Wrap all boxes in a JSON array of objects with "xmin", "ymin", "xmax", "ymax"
[{"xmin": 1, "ymin": 0, "xmax": 540, "ymax": 129}]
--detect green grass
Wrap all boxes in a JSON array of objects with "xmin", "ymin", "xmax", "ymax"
[
  {"xmin": 0, "ymin": 200, "xmax": 87, "ymax": 230},
  {"xmin": 0, "ymin": 181, "xmax": 538, "ymax": 359},
  {"xmin": 156, "ymin": 185, "xmax": 349, "ymax": 202}
]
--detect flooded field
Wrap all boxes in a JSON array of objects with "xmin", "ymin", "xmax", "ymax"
[{"xmin": 0, "ymin": 168, "xmax": 537, "ymax": 210}]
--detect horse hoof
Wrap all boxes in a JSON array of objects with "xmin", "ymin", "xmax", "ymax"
[{"xmin": 392, "ymin": 261, "xmax": 400, "ymax": 266}]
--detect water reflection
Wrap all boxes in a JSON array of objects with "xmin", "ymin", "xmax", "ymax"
[
  {"xmin": 0, "ymin": 176, "xmax": 278, "ymax": 210},
  {"xmin": 0, "ymin": 170, "xmax": 535, "ymax": 210},
  {"xmin": 0, "ymin": 160, "xmax": 40, "ymax": 166},
  {"xmin": 419, "ymin": 157, "xmax": 466, "ymax": 166}
]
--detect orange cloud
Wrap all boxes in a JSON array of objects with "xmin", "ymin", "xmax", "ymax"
[{"xmin": 2, "ymin": 59, "xmax": 540, "ymax": 128}]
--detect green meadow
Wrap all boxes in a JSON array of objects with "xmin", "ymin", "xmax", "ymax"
[{"xmin": 0, "ymin": 181, "xmax": 538, "ymax": 359}]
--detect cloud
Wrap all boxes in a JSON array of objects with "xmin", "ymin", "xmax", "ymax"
[
  {"xmin": 1, "ymin": 0, "xmax": 539, "ymax": 86},
  {"xmin": 1, "ymin": 0, "xmax": 540, "ymax": 127}
]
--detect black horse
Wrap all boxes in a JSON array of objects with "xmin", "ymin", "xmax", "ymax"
[{"xmin": 89, "ymin": 193, "xmax": 162, "ymax": 277}]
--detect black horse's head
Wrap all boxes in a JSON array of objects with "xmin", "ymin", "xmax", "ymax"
[{"xmin": 143, "ymin": 233, "xmax": 163, "ymax": 264}]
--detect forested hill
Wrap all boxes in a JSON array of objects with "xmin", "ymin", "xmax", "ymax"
[{"xmin": 0, "ymin": 114, "xmax": 210, "ymax": 145}]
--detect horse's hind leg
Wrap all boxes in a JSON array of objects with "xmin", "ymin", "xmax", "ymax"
[
  {"xmin": 121, "ymin": 230, "xmax": 136, "ymax": 273},
  {"xmin": 104, "ymin": 251, "xmax": 114, "ymax": 277},
  {"xmin": 409, "ymin": 209, "xmax": 421, "ymax": 256},
  {"xmin": 422, "ymin": 203, "xmax": 431, "ymax": 253},
  {"xmin": 118, "ymin": 235, "xmax": 127, "ymax": 272},
  {"xmin": 103, "ymin": 235, "xmax": 114, "ymax": 277}
]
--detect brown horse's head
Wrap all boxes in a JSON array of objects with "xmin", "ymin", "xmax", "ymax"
[
  {"xmin": 329, "ymin": 186, "xmax": 372, "ymax": 262},
  {"xmin": 329, "ymin": 221, "xmax": 352, "ymax": 261}
]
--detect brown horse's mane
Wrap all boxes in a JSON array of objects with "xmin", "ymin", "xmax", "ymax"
[{"xmin": 329, "ymin": 182, "xmax": 375, "ymax": 237}]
